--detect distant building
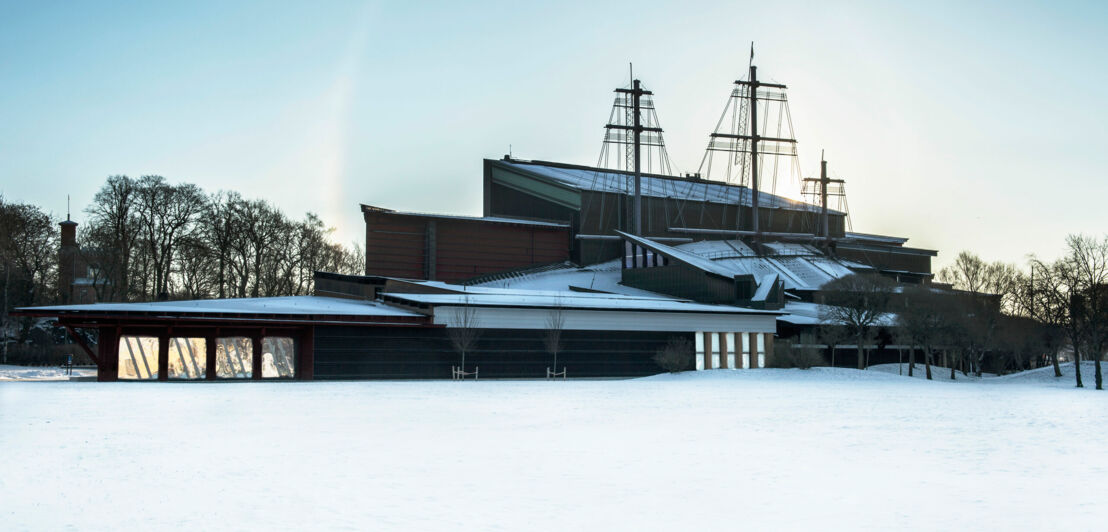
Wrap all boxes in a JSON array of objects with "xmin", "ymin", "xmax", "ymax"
[{"xmin": 58, "ymin": 218, "xmax": 106, "ymax": 305}]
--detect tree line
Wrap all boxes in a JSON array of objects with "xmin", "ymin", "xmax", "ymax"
[
  {"xmin": 1, "ymin": 176, "xmax": 363, "ymax": 361},
  {"xmin": 81, "ymin": 175, "xmax": 363, "ymax": 302},
  {"xmin": 819, "ymin": 235, "xmax": 1108, "ymax": 390}
]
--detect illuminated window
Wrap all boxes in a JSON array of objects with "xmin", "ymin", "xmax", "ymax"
[
  {"xmin": 216, "ymin": 337, "xmax": 253, "ymax": 379},
  {"xmin": 118, "ymin": 336, "xmax": 159, "ymax": 380},
  {"xmin": 168, "ymin": 337, "xmax": 207, "ymax": 380},
  {"xmin": 261, "ymin": 337, "xmax": 296, "ymax": 379}
]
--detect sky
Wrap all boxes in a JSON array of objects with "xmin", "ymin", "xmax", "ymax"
[{"xmin": 2, "ymin": 0, "xmax": 1106, "ymax": 271}]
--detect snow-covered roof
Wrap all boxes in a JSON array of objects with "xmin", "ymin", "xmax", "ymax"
[
  {"xmin": 381, "ymin": 290, "xmax": 779, "ymax": 315},
  {"xmin": 844, "ymin": 232, "xmax": 909, "ymax": 245},
  {"xmin": 497, "ymin": 159, "xmax": 841, "ymax": 214},
  {"xmin": 19, "ymin": 296, "xmax": 423, "ymax": 318},
  {"xmin": 667, "ymin": 239, "xmax": 865, "ymax": 292},
  {"xmin": 619, "ymin": 231, "xmax": 737, "ymax": 279}
]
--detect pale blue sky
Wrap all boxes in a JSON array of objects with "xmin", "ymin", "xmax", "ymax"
[{"xmin": 2, "ymin": 1, "xmax": 1106, "ymax": 270}]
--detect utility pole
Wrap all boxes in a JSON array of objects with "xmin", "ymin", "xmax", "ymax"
[{"xmin": 611, "ymin": 79, "xmax": 662, "ymax": 235}]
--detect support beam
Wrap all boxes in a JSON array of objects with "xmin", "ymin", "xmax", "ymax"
[
  {"xmin": 252, "ymin": 330, "xmax": 264, "ymax": 380},
  {"xmin": 61, "ymin": 324, "xmax": 99, "ymax": 366},
  {"xmin": 575, "ymin": 233, "xmax": 693, "ymax": 243},
  {"xmin": 157, "ymin": 330, "xmax": 169, "ymax": 381},
  {"xmin": 205, "ymin": 335, "xmax": 217, "ymax": 380},
  {"xmin": 299, "ymin": 327, "xmax": 314, "ymax": 381},
  {"xmin": 667, "ymin": 226, "xmax": 842, "ymax": 241},
  {"xmin": 97, "ymin": 327, "xmax": 119, "ymax": 382}
]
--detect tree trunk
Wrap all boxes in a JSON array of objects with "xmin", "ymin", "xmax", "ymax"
[
  {"xmin": 1074, "ymin": 349, "xmax": 1083, "ymax": 388},
  {"xmin": 1052, "ymin": 349, "xmax": 1061, "ymax": 377},
  {"xmin": 856, "ymin": 340, "xmax": 865, "ymax": 370},
  {"xmin": 1096, "ymin": 356, "xmax": 1103, "ymax": 391},
  {"xmin": 950, "ymin": 363, "xmax": 956, "ymax": 380},
  {"xmin": 908, "ymin": 347, "xmax": 915, "ymax": 377},
  {"xmin": 924, "ymin": 348, "xmax": 933, "ymax": 380}
]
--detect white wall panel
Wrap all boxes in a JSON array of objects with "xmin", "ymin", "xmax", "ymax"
[{"xmin": 433, "ymin": 307, "xmax": 777, "ymax": 333}]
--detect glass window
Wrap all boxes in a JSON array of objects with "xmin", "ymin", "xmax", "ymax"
[
  {"xmin": 168, "ymin": 337, "xmax": 207, "ymax": 380},
  {"xmin": 216, "ymin": 337, "xmax": 253, "ymax": 379},
  {"xmin": 118, "ymin": 336, "xmax": 159, "ymax": 380},
  {"xmin": 261, "ymin": 337, "xmax": 296, "ymax": 379}
]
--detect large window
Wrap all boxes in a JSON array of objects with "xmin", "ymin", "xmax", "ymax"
[
  {"xmin": 168, "ymin": 337, "xmax": 207, "ymax": 380},
  {"xmin": 216, "ymin": 337, "xmax": 253, "ymax": 379},
  {"xmin": 261, "ymin": 337, "xmax": 296, "ymax": 379},
  {"xmin": 118, "ymin": 336, "xmax": 159, "ymax": 380}
]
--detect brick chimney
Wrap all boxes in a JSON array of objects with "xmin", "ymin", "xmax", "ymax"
[{"xmin": 59, "ymin": 218, "xmax": 77, "ymax": 304}]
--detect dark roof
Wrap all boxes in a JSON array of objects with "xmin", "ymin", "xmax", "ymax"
[
  {"xmin": 490, "ymin": 158, "xmax": 842, "ymax": 215},
  {"xmin": 361, "ymin": 204, "xmax": 568, "ymax": 228}
]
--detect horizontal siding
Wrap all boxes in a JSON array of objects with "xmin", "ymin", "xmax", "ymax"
[
  {"xmin": 432, "ymin": 307, "xmax": 777, "ymax": 333},
  {"xmin": 313, "ymin": 326, "xmax": 690, "ymax": 379}
]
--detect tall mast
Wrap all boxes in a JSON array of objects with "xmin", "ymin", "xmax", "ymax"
[
  {"xmin": 708, "ymin": 58, "xmax": 790, "ymax": 243},
  {"xmin": 609, "ymin": 79, "xmax": 661, "ymax": 234},
  {"xmin": 633, "ymin": 78, "xmax": 643, "ymax": 235},
  {"xmin": 748, "ymin": 64, "xmax": 759, "ymax": 239},
  {"xmin": 802, "ymin": 152, "xmax": 846, "ymax": 242},
  {"xmin": 820, "ymin": 158, "xmax": 829, "ymax": 239}
]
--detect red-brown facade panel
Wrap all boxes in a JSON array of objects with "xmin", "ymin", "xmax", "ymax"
[{"xmin": 363, "ymin": 206, "xmax": 570, "ymax": 283}]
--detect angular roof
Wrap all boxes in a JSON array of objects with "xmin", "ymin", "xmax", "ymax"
[
  {"xmin": 18, "ymin": 296, "xmax": 423, "ymax": 319},
  {"xmin": 492, "ymin": 158, "xmax": 842, "ymax": 214},
  {"xmin": 381, "ymin": 290, "xmax": 779, "ymax": 315},
  {"xmin": 618, "ymin": 231, "xmax": 737, "ymax": 279}
]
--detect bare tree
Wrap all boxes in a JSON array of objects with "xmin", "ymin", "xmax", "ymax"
[
  {"xmin": 543, "ymin": 300, "xmax": 566, "ymax": 377},
  {"xmin": 447, "ymin": 295, "xmax": 481, "ymax": 377},
  {"xmin": 1025, "ymin": 258, "xmax": 1066, "ymax": 378},
  {"xmin": 819, "ymin": 274, "xmax": 894, "ymax": 370},
  {"xmin": 899, "ymin": 285, "xmax": 960, "ymax": 380},
  {"xmin": 84, "ymin": 175, "xmax": 139, "ymax": 301},
  {"xmin": 938, "ymin": 251, "xmax": 988, "ymax": 293},
  {"xmin": 1054, "ymin": 234, "xmax": 1108, "ymax": 389}
]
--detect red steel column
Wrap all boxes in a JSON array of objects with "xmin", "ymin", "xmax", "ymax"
[
  {"xmin": 299, "ymin": 327, "xmax": 314, "ymax": 381},
  {"xmin": 97, "ymin": 326, "xmax": 119, "ymax": 382},
  {"xmin": 205, "ymin": 334, "xmax": 217, "ymax": 380},
  {"xmin": 251, "ymin": 331, "xmax": 263, "ymax": 380},
  {"xmin": 157, "ymin": 330, "xmax": 169, "ymax": 381}
]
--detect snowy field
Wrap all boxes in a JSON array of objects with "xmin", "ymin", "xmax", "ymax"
[
  {"xmin": 1, "ymin": 364, "xmax": 1105, "ymax": 531},
  {"xmin": 0, "ymin": 364, "xmax": 96, "ymax": 381}
]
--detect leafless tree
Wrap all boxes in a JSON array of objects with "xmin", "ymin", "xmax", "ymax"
[
  {"xmin": 819, "ymin": 274, "xmax": 894, "ymax": 370},
  {"xmin": 447, "ymin": 295, "xmax": 481, "ymax": 375},
  {"xmin": 1024, "ymin": 258, "xmax": 1066, "ymax": 377},
  {"xmin": 899, "ymin": 285, "xmax": 960, "ymax": 380},
  {"xmin": 1053, "ymin": 234, "xmax": 1108, "ymax": 389},
  {"xmin": 84, "ymin": 175, "xmax": 139, "ymax": 301},
  {"xmin": 543, "ymin": 300, "xmax": 566, "ymax": 375},
  {"xmin": 0, "ymin": 197, "xmax": 58, "ymax": 359}
]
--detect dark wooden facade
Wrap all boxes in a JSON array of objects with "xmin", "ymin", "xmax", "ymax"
[
  {"xmin": 38, "ymin": 310, "xmax": 428, "ymax": 382},
  {"xmin": 314, "ymin": 326, "xmax": 688, "ymax": 379},
  {"xmin": 483, "ymin": 158, "xmax": 846, "ymax": 265},
  {"xmin": 362, "ymin": 205, "xmax": 570, "ymax": 282}
]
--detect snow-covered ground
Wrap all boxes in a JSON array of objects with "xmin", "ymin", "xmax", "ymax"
[
  {"xmin": 1, "ymin": 365, "xmax": 1105, "ymax": 531},
  {"xmin": 0, "ymin": 364, "xmax": 96, "ymax": 381}
]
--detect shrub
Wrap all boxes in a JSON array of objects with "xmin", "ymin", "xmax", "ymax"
[
  {"xmin": 653, "ymin": 337, "xmax": 694, "ymax": 373},
  {"xmin": 768, "ymin": 340, "xmax": 825, "ymax": 369}
]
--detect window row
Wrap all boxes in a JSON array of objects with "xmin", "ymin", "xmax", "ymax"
[{"xmin": 117, "ymin": 336, "xmax": 296, "ymax": 380}]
